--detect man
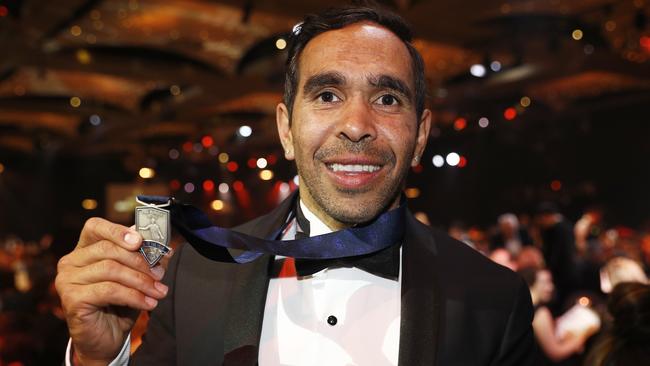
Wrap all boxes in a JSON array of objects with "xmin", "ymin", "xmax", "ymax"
[
  {"xmin": 55, "ymin": 5, "xmax": 535, "ymax": 365},
  {"xmin": 535, "ymin": 202, "xmax": 578, "ymax": 313},
  {"xmin": 490, "ymin": 213, "xmax": 533, "ymax": 256}
]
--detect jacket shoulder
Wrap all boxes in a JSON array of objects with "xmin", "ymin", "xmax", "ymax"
[{"xmin": 423, "ymin": 225, "xmax": 524, "ymax": 300}]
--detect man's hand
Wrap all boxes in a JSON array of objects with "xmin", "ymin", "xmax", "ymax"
[{"xmin": 55, "ymin": 217, "xmax": 169, "ymax": 365}]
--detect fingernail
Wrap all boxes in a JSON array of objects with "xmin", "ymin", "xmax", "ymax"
[
  {"xmin": 154, "ymin": 281, "xmax": 168, "ymax": 295},
  {"xmin": 150, "ymin": 265, "xmax": 165, "ymax": 280},
  {"xmin": 145, "ymin": 296, "xmax": 158, "ymax": 308},
  {"xmin": 124, "ymin": 232, "xmax": 140, "ymax": 245}
]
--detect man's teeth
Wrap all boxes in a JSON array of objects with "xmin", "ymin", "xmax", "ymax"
[{"xmin": 329, "ymin": 163, "xmax": 380, "ymax": 172}]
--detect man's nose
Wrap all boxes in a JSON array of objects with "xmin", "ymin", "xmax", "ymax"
[{"xmin": 337, "ymin": 98, "xmax": 377, "ymax": 142}]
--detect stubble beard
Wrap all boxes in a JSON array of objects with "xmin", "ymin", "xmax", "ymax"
[{"xmin": 296, "ymin": 141, "xmax": 410, "ymax": 226}]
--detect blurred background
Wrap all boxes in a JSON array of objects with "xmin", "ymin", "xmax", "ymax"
[{"xmin": 0, "ymin": 0, "xmax": 649, "ymax": 364}]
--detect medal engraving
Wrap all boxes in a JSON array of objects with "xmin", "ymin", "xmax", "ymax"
[{"xmin": 135, "ymin": 205, "xmax": 171, "ymax": 267}]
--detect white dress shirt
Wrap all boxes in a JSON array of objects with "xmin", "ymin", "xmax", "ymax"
[
  {"xmin": 258, "ymin": 200, "xmax": 401, "ymax": 366},
  {"xmin": 67, "ymin": 200, "xmax": 402, "ymax": 365}
]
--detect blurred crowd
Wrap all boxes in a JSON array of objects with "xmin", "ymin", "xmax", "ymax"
[
  {"xmin": 1, "ymin": 202, "xmax": 649, "ymax": 365},
  {"xmin": 0, "ymin": 235, "xmax": 67, "ymax": 365},
  {"xmin": 446, "ymin": 203, "xmax": 650, "ymax": 366}
]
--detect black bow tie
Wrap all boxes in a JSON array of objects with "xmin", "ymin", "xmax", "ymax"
[
  {"xmin": 294, "ymin": 242, "xmax": 400, "ymax": 279},
  {"xmin": 291, "ymin": 204, "xmax": 400, "ymax": 280}
]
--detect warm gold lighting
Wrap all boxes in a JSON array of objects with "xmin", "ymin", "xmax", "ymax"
[
  {"xmin": 0, "ymin": 163, "xmax": 4, "ymax": 174},
  {"xmin": 114, "ymin": 200, "xmax": 132, "ymax": 213},
  {"xmin": 275, "ymin": 38, "xmax": 287, "ymax": 50},
  {"xmin": 70, "ymin": 25, "xmax": 82, "ymax": 36},
  {"xmin": 605, "ymin": 20, "xmax": 616, "ymax": 32},
  {"xmin": 520, "ymin": 96, "xmax": 531, "ymax": 107},
  {"xmin": 572, "ymin": 29, "xmax": 583, "ymax": 41},
  {"xmin": 405, "ymin": 187, "xmax": 420, "ymax": 198},
  {"xmin": 82, "ymin": 199, "xmax": 98, "ymax": 210},
  {"xmin": 170, "ymin": 85, "xmax": 181, "ymax": 96},
  {"xmin": 578, "ymin": 296, "xmax": 590, "ymax": 307},
  {"xmin": 76, "ymin": 49, "xmax": 92, "ymax": 64},
  {"xmin": 259, "ymin": 169, "xmax": 274, "ymax": 181},
  {"xmin": 13, "ymin": 85, "xmax": 25, "ymax": 96},
  {"xmin": 139, "ymin": 167, "xmax": 155, "ymax": 179},
  {"xmin": 218, "ymin": 152, "xmax": 229, "ymax": 163},
  {"xmin": 211, "ymin": 199, "xmax": 224, "ymax": 211},
  {"xmin": 70, "ymin": 97, "xmax": 81, "ymax": 108}
]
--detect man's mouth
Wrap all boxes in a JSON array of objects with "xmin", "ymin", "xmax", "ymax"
[
  {"xmin": 327, "ymin": 163, "xmax": 381, "ymax": 173},
  {"xmin": 321, "ymin": 159, "xmax": 386, "ymax": 190}
]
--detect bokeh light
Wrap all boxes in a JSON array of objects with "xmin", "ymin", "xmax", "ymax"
[
  {"xmin": 446, "ymin": 153, "xmax": 460, "ymax": 167},
  {"xmin": 139, "ymin": 167, "xmax": 155, "ymax": 179},
  {"xmin": 260, "ymin": 169, "xmax": 274, "ymax": 180},
  {"xmin": 432, "ymin": 155, "xmax": 444, "ymax": 168},
  {"xmin": 211, "ymin": 200, "xmax": 224, "ymax": 211},
  {"xmin": 81, "ymin": 199, "xmax": 97, "ymax": 210}
]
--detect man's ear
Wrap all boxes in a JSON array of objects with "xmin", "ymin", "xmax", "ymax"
[
  {"xmin": 276, "ymin": 103, "xmax": 295, "ymax": 160},
  {"xmin": 412, "ymin": 109, "xmax": 432, "ymax": 167}
]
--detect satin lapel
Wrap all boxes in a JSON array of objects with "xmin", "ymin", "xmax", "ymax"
[
  {"xmin": 222, "ymin": 192, "xmax": 297, "ymax": 365},
  {"xmin": 398, "ymin": 212, "xmax": 441, "ymax": 366}
]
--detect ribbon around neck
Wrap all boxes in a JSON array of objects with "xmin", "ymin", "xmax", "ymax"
[{"xmin": 137, "ymin": 193, "xmax": 406, "ymax": 264}]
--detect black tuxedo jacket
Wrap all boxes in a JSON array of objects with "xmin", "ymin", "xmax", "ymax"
[{"xmin": 132, "ymin": 196, "xmax": 535, "ymax": 365}]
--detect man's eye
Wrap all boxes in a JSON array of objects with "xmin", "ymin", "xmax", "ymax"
[
  {"xmin": 318, "ymin": 92, "xmax": 339, "ymax": 103},
  {"xmin": 378, "ymin": 94, "xmax": 398, "ymax": 106}
]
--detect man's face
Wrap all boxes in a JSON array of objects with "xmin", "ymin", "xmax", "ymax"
[{"xmin": 276, "ymin": 22, "xmax": 431, "ymax": 228}]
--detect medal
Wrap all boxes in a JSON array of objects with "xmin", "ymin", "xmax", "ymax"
[{"xmin": 135, "ymin": 197, "xmax": 171, "ymax": 267}]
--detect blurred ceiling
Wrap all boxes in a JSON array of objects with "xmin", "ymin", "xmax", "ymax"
[{"xmin": 0, "ymin": 0, "xmax": 649, "ymax": 161}]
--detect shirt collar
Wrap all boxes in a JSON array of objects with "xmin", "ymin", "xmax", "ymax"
[{"xmin": 299, "ymin": 199, "xmax": 333, "ymax": 237}]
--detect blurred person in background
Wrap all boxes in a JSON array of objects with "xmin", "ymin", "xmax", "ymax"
[
  {"xmin": 490, "ymin": 248, "xmax": 517, "ymax": 271},
  {"xmin": 0, "ymin": 234, "xmax": 67, "ymax": 365},
  {"xmin": 599, "ymin": 256, "xmax": 648, "ymax": 294},
  {"xmin": 574, "ymin": 207, "xmax": 603, "ymax": 257},
  {"xmin": 519, "ymin": 266, "xmax": 598, "ymax": 366},
  {"xmin": 573, "ymin": 206, "xmax": 606, "ymax": 299},
  {"xmin": 536, "ymin": 202, "xmax": 579, "ymax": 314},
  {"xmin": 641, "ymin": 230, "xmax": 650, "ymax": 274},
  {"xmin": 491, "ymin": 213, "xmax": 533, "ymax": 256},
  {"xmin": 584, "ymin": 282, "xmax": 650, "ymax": 366},
  {"xmin": 517, "ymin": 246, "xmax": 546, "ymax": 271},
  {"xmin": 447, "ymin": 220, "xmax": 476, "ymax": 249}
]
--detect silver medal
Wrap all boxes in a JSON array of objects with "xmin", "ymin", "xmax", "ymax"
[{"xmin": 135, "ymin": 200, "xmax": 171, "ymax": 267}]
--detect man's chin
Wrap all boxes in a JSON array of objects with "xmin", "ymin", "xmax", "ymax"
[{"xmin": 318, "ymin": 192, "xmax": 396, "ymax": 225}]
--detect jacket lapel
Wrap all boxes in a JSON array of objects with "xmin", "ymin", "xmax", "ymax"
[
  {"xmin": 221, "ymin": 192, "xmax": 297, "ymax": 365},
  {"xmin": 398, "ymin": 212, "xmax": 441, "ymax": 366}
]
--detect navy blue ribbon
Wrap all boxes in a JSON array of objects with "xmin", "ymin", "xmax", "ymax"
[{"xmin": 137, "ymin": 193, "xmax": 406, "ymax": 264}]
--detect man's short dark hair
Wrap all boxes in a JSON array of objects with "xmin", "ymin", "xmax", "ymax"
[{"xmin": 284, "ymin": 5, "xmax": 427, "ymax": 121}]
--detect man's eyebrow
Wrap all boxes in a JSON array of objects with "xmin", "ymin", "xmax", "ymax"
[
  {"xmin": 368, "ymin": 74, "xmax": 413, "ymax": 102},
  {"xmin": 302, "ymin": 72, "xmax": 347, "ymax": 96}
]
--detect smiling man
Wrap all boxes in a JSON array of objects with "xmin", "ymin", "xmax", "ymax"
[
  {"xmin": 277, "ymin": 20, "xmax": 427, "ymax": 229},
  {"xmin": 56, "ymin": 5, "xmax": 535, "ymax": 366}
]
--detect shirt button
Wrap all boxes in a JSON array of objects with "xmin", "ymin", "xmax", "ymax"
[{"xmin": 327, "ymin": 315, "xmax": 338, "ymax": 326}]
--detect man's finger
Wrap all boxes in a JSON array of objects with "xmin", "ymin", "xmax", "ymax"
[
  {"xmin": 60, "ymin": 240, "xmax": 164, "ymax": 280},
  {"xmin": 77, "ymin": 217, "xmax": 142, "ymax": 250},
  {"xmin": 66, "ymin": 259, "xmax": 168, "ymax": 299},
  {"xmin": 69, "ymin": 281, "xmax": 160, "ymax": 311}
]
